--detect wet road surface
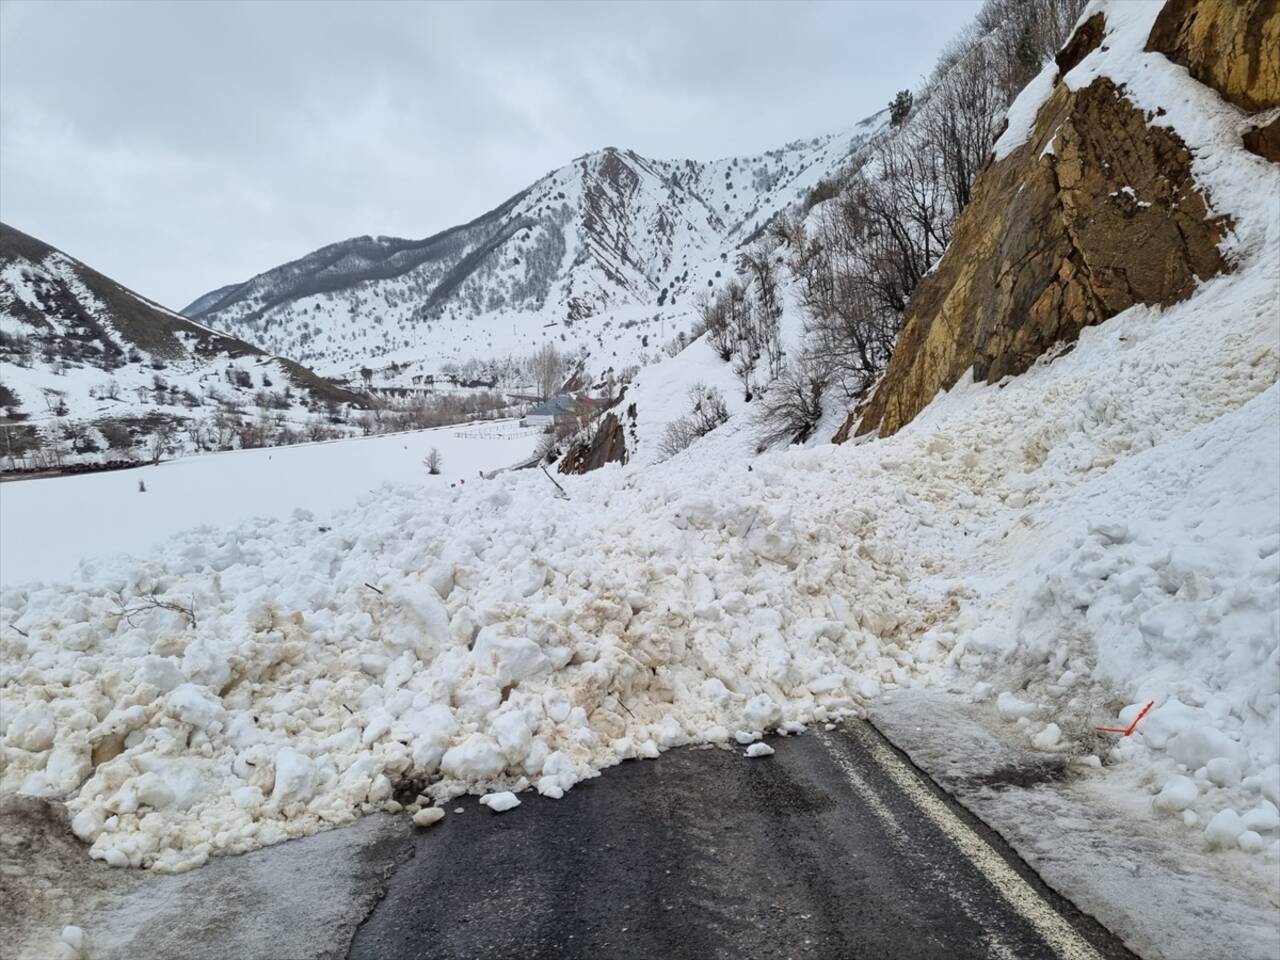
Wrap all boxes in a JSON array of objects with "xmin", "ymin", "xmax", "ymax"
[{"xmin": 348, "ymin": 721, "xmax": 1134, "ymax": 960}]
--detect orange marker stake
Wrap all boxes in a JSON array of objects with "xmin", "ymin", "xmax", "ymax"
[{"xmin": 1095, "ymin": 699, "xmax": 1155, "ymax": 736}]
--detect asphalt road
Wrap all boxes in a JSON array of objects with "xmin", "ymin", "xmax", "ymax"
[{"xmin": 348, "ymin": 721, "xmax": 1134, "ymax": 960}]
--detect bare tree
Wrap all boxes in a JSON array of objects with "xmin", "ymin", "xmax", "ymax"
[
  {"xmin": 784, "ymin": 0, "xmax": 1088, "ymax": 413},
  {"xmin": 756, "ymin": 354, "xmax": 829, "ymax": 448},
  {"xmin": 212, "ymin": 412, "xmax": 237, "ymax": 451},
  {"xmin": 425, "ymin": 447, "xmax": 442, "ymax": 475},
  {"xmin": 185, "ymin": 418, "xmax": 205, "ymax": 452},
  {"xmin": 698, "ymin": 289, "xmax": 733, "ymax": 361},
  {"xmin": 889, "ymin": 89, "xmax": 914, "ymax": 126},
  {"xmin": 62, "ymin": 420, "xmax": 94, "ymax": 454},
  {"xmin": 531, "ymin": 344, "xmax": 566, "ymax": 400},
  {"xmin": 149, "ymin": 422, "xmax": 176, "ymax": 464},
  {"xmin": 100, "ymin": 420, "xmax": 134, "ymax": 456}
]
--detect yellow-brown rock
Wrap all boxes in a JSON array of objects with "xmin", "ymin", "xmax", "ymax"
[
  {"xmin": 854, "ymin": 54, "xmax": 1233, "ymax": 439},
  {"xmin": 559, "ymin": 405, "xmax": 631, "ymax": 474},
  {"xmin": 1145, "ymin": 0, "xmax": 1280, "ymax": 112}
]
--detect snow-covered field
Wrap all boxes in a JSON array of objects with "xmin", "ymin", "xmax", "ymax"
[
  {"xmin": 0, "ymin": 2, "xmax": 1275, "ymax": 932},
  {"xmin": 0, "ymin": 422, "xmax": 540, "ymax": 585}
]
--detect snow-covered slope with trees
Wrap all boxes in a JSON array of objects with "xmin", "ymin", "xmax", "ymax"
[
  {"xmin": 184, "ymin": 125, "xmax": 881, "ymax": 381},
  {"xmin": 0, "ymin": 224, "xmax": 366, "ymax": 470}
]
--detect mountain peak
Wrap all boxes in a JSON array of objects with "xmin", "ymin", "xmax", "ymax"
[{"xmin": 184, "ymin": 122, "xmax": 883, "ymax": 378}]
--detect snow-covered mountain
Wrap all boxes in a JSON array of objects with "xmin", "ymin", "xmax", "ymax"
[
  {"xmin": 0, "ymin": 223, "xmax": 364, "ymax": 468},
  {"xmin": 184, "ymin": 122, "xmax": 882, "ymax": 379}
]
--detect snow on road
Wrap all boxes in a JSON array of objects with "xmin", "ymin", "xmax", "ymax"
[{"xmin": 0, "ymin": 422, "xmax": 539, "ymax": 584}]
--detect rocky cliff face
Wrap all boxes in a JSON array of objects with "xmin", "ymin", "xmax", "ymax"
[
  {"xmin": 559, "ymin": 404, "xmax": 634, "ymax": 475},
  {"xmin": 1145, "ymin": 0, "xmax": 1279, "ymax": 112},
  {"xmin": 852, "ymin": 0, "xmax": 1279, "ymax": 440}
]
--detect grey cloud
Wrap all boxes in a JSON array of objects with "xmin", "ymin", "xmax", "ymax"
[{"xmin": 0, "ymin": 0, "xmax": 980, "ymax": 309}]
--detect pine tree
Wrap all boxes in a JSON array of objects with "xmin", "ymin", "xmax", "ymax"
[{"xmin": 889, "ymin": 90, "xmax": 913, "ymax": 127}]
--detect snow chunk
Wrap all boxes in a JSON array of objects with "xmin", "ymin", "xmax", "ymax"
[
  {"xmin": 1031, "ymin": 722, "xmax": 1062, "ymax": 750},
  {"xmin": 137, "ymin": 655, "xmax": 184, "ymax": 694},
  {"xmin": 745, "ymin": 743, "xmax": 775, "ymax": 758},
  {"xmin": 5, "ymin": 700, "xmax": 55, "ymax": 751},
  {"xmin": 1153, "ymin": 775, "xmax": 1198, "ymax": 814},
  {"xmin": 471, "ymin": 628, "xmax": 551, "ymax": 685},
  {"xmin": 270, "ymin": 748, "xmax": 319, "ymax": 806},
  {"xmin": 168, "ymin": 684, "xmax": 227, "ymax": 731},
  {"xmin": 1237, "ymin": 830, "xmax": 1267, "ymax": 853},
  {"xmin": 1241, "ymin": 804, "xmax": 1280, "ymax": 833},
  {"xmin": 1167, "ymin": 727, "xmax": 1247, "ymax": 773},
  {"xmin": 1204, "ymin": 809, "xmax": 1246, "ymax": 848},
  {"xmin": 384, "ymin": 583, "xmax": 452, "ymax": 657},
  {"xmin": 1205, "ymin": 756, "xmax": 1242, "ymax": 788},
  {"xmin": 413, "ymin": 807, "xmax": 445, "ymax": 827},
  {"xmin": 441, "ymin": 733, "xmax": 507, "ymax": 780},
  {"xmin": 742, "ymin": 694, "xmax": 782, "ymax": 732},
  {"xmin": 479, "ymin": 790, "xmax": 521, "ymax": 812},
  {"xmin": 996, "ymin": 692, "xmax": 1037, "ymax": 720}
]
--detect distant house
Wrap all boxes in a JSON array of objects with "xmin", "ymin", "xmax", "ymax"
[{"xmin": 521, "ymin": 393, "xmax": 602, "ymax": 430}]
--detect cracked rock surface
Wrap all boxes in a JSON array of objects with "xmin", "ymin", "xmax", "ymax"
[{"xmin": 854, "ymin": 19, "xmax": 1233, "ymax": 440}]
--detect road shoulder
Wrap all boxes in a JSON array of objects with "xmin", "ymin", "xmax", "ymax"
[{"xmin": 870, "ymin": 689, "xmax": 1280, "ymax": 960}]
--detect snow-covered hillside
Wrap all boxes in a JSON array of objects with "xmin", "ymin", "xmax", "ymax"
[
  {"xmin": 184, "ymin": 123, "xmax": 881, "ymax": 381},
  {"xmin": 0, "ymin": 224, "xmax": 365, "ymax": 470}
]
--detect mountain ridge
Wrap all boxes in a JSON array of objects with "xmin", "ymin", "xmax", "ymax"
[
  {"xmin": 184, "ymin": 120, "xmax": 884, "ymax": 378},
  {"xmin": 0, "ymin": 221, "xmax": 364, "ymax": 468}
]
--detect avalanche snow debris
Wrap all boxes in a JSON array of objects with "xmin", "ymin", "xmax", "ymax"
[{"xmin": 0, "ymin": 445, "xmax": 909, "ymax": 869}]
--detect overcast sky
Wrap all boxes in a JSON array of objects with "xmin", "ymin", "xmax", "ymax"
[{"xmin": 0, "ymin": 0, "xmax": 980, "ymax": 310}]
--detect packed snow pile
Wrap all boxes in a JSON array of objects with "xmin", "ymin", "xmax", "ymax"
[
  {"xmin": 0, "ymin": 449, "xmax": 935, "ymax": 871},
  {"xmin": 1, "ymin": 0, "xmax": 1277, "ymax": 877}
]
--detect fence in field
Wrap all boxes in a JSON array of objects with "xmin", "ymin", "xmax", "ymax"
[{"xmin": 452, "ymin": 424, "xmax": 538, "ymax": 440}]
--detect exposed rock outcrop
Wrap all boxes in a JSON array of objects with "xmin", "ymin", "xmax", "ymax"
[
  {"xmin": 1145, "ymin": 0, "xmax": 1280, "ymax": 112},
  {"xmin": 1055, "ymin": 11, "xmax": 1106, "ymax": 76},
  {"xmin": 1243, "ymin": 117, "xmax": 1280, "ymax": 163},
  {"xmin": 852, "ymin": 11, "xmax": 1238, "ymax": 440},
  {"xmin": 559, "ymin": 404, "xmax": 633, "ymax": 474}
]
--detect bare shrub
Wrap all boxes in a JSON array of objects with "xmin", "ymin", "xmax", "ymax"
[
  {"xmin": 658, "ymin": 384, "xmax": 729, "ymax": 460},
  {"xmin": 99, "ymin": 420, "xmax": 133, "ymax": 454},
  {"xmin": 756, "ymin": 355, "xmax": 829, "ymax": 449}
]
